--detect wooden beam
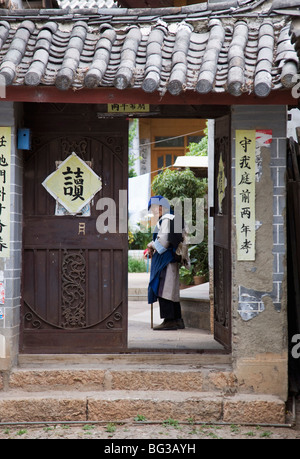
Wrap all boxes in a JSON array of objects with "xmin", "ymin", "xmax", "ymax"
[
  {"xmin": 2, "ymin": 85, "xmax": 297, "ymax": 106},
  {"xmin": 174, "ymin": 0, "xmax": 186, "ymax": 6}
]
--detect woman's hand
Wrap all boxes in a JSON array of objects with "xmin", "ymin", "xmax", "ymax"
[{"xmin": 144, "ymin": 245, "xmax": 154, "ymax": 259}]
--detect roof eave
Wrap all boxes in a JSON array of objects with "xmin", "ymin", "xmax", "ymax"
[{"xmin": 2, "ymin": 86, "xmax": 296, "ymax": 106}]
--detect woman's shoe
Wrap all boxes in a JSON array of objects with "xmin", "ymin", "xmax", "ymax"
[
  {"xmin": 153, "ymin": 320, "xmax": 178, "ymax": 330},
  {"xmin": 176, "ymin": 318, "xmax": 185, "ymax": 329}
]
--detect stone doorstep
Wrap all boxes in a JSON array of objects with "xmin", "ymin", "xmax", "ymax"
[
  {"xmin": 5, "ymin": 366, "xmax": 237, "ymax": 394},
  {"xmin": 17, "ymin": 353, "xmax": 232, "ymax": 367},
  {"xmin": 0, "ymin": 367, "xmax": 287, "ymax": 425},
  {"xmin": 0, "ymin": 391, "xmax": 286, "ymax": 425}
]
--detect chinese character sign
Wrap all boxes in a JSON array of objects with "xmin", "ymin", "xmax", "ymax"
[
  {"xmin": 0, "ymin": 127, "xmax": 11, "ymax": 258},
  {"xmin": 217, "ymin": 154, "xmax": 227, "ymax": 215},
  {"xmin": 236, "ymin": 130, "xmax": 256, "ymax": 261},
  {"xmin": 107, "ymin": 104, "xmax": 150, "ymax": 113},
  {"xmin": 42, "ymin": 153, "xmax": 102, "ymax": 215}
]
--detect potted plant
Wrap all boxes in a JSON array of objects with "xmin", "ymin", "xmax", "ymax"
[
  {"xmin": 189, "ymin": 241, "xmax": 208, "ymax": 285},
  {"xmin": 193, "ymin": 269, "xmax": 207, "ymax": 285},
  {"xmin": 179, "ymin": 266, "xmax": 193, "ymax": 288}
]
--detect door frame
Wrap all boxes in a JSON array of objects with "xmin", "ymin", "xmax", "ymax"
[
  {"xmin": 19, "ymin": 102, "xmax": 232, "ymax": 355},
  {"xmin": 212, "ymin": 115, "xmax": 232, "ymax": 351}
]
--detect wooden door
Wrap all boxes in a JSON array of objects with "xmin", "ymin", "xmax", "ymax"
[
  {"xmin": 213, "ymin": 115, "xmax": 231, "ymax": 351},
  {"xmin": 20, "ymin": 104, "xmax": 128, "ymax": 354}
]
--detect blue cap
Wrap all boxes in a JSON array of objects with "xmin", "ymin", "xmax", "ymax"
[{"xmin": 147, "ymin": 195, "xmax": 170, "ymax": 211}]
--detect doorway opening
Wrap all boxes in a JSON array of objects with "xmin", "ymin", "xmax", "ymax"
[{"xmin": 127, "ymin": 115, "xmax": 230, "ymax": 353}]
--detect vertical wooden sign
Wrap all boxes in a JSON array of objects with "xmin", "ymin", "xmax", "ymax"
[
  {"xmin": 0, "ymin": 127, "xmax": 11, "ymax": 258},
  {"xmin": 235, "ymin": 130, "xmax": 256, "ymax": 261}
]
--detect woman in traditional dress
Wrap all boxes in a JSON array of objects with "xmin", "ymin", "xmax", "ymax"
[{"xmin": 145, "ymin": 195, "xmax": 188, "ymax": 330}]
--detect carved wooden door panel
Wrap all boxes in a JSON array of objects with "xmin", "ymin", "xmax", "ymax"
[
  {"xmin": 20, "ymin": 104, "xmax": 128, "ymax": 354},
  {"xmin": 213, "ymin": 115, "xmax": 231, "ymax": 351}
]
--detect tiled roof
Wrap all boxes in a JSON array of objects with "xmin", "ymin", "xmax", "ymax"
[
  {"xmin": 0, "ymin": 0, "xmax": 298, "ymax": 97},
  {"xmin": 56, "ymin": 0, "xmax": 117, "ymax": 9}
]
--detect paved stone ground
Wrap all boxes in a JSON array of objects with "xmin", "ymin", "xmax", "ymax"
[{"xmin": 0, "ymin": 419, "xmax": 299, "ymax": 440}]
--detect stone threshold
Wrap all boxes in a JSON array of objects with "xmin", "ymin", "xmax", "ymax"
[{"xmin": 17, "ymin": 353, "xmax": 232, "ymax": 369}]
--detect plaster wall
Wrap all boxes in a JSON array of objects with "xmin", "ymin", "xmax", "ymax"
[{"xmin": 231, "ymin": 105, "xmax": 288, "ymax": 400}]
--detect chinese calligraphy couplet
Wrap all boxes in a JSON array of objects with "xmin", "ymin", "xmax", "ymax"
[
  {"xmin": 0, "ymin": 127, "xmax": 10, "ymax": 258},
  {"xmin": 236, "ymin": 130, "xmax": 256, "ymax": 261}
]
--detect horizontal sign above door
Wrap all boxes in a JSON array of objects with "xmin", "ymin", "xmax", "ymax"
[{"xmin": 107, "ymin": 104, "xmax": 150, "ymax": 113}]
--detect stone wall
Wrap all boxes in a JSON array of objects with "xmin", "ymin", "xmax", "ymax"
[{"xmin": 231, "ymin": 105, "xmax": 288, "ymax": 400}]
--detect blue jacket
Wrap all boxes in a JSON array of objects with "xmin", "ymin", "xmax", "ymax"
[{"xmin": 147, "ymin": 214, "xmax": 183, "ymax": 304}]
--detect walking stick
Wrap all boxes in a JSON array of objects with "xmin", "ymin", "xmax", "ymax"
[
  {"xmin": 151, "ymin": 303, "xmax": 153, "ymax": 329},
  {"xmin": 147, "ymin": 252, "xmax": 153, "ymax": 329}
]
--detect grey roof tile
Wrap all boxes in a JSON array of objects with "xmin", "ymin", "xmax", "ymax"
[
  {"xmin": 0, "ymin": 2, "xmax": 298, "ymax": 97},
  {"xmin": 57, "ymin": 0, "xmax": 117, "ymax": 8}
]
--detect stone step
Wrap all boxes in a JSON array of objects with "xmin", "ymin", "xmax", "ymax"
[
  {"xmin": 4, "ymin": 365, "xmax": 237, "ymax": 394},
  {"xmin": 0, "ymin": 390, "xmax": 286, "ymax": 424},
  {"xmin": 128, "ymin": 287, "xmax": 148, "ymax": 301},
  {"xmin": 181, "ymin": 298, "xmax": 211, "ymax": 331},
  {"xmin": 0, "ymin": 354, "xmax": 287, "ymax": 425},
  {"xmin": 6, "ymin": 368, "xmax": 237, "ymax": 393},
  {"xmin": 128, "ymin": 272, "xmax": 149, "ymax": 301}
]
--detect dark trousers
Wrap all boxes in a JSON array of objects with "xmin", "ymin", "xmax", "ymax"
[{"xmin": 158, "ymin": 297, "xmax": 182, "ymax": 320}]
